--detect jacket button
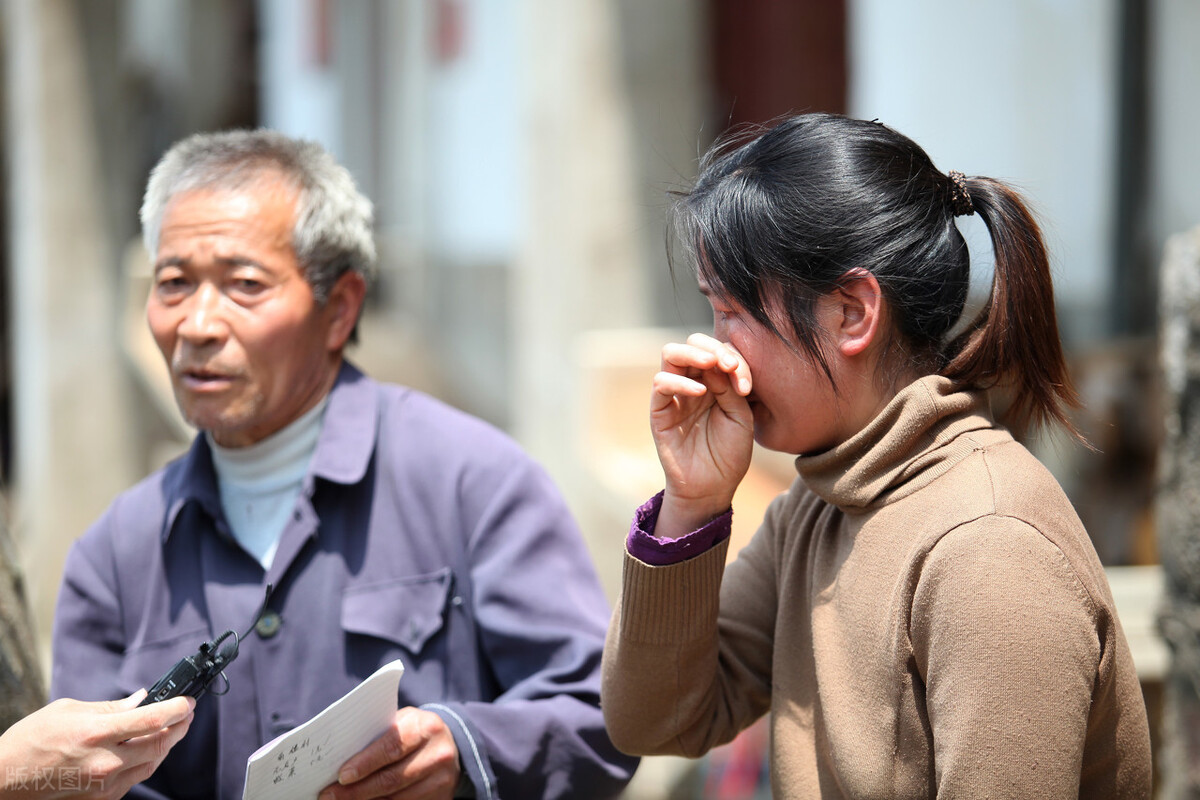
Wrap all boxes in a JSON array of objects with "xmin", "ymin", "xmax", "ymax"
[{"xmin": 255, "ymin": 610, "xmax": 283, "ymax": 639}]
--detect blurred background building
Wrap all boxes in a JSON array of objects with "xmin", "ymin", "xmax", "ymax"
[{"xmin": 2, "ymin": 0, "xmax": 1198, "ymax": 796}]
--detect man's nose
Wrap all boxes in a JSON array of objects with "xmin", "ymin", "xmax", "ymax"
[{"xmin": 177, "ymin": 284, "xmax": 227, "ymax": 344}]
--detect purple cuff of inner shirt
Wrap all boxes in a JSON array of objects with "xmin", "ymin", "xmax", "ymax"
[{"xmin": 626, "ymin": 491, "xmax": 733, "ymax": 566}]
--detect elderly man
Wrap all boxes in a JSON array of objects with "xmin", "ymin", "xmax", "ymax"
[{"xmin": 50, "ymin": 130, "xmax": 636, "ymax": 800}]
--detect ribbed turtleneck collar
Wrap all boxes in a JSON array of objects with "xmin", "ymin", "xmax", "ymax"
[
  {"xmin": 794, "ymin": 375, "xmax": 999, "ymax": 510},
  {"xmin": 207, "ymin": 395, "xmax": 329, "ymax": 491}
]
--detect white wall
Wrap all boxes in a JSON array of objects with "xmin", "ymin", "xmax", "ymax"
[
  {"xmin": 426, "ymin": 0, "xmax": 521, "ymax": 266},
  {"xmin": 257, "ymin": 0, "xmax": 341, "ymax": 157},
  {"xmin": 849, "ymin": 0, "xmax": 1120, "ymax": 341},
  {"xmin": 1152, "ymin": 0, "xmax": 1200, "ymax": 248}
]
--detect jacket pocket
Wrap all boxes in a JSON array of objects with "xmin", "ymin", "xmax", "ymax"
[
  {"xmin": 117, "ymin": 626, "xmax": 213, "ymax": 697},
  {"xmin": 341, "ymin": 567, "xmax": 453, "ymax": 656}
]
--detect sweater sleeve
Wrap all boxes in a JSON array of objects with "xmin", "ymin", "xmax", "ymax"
[
  {"xmin": 625, "ymin": 491, "xmax": 733, "ymax": 566},
  {"xmin": 910, "ymin": 515, "xmax": 1101, "ymax": 799},
  {"xmin": 602, "ymin": 497, "xmax": 779, "ymax": 759}
]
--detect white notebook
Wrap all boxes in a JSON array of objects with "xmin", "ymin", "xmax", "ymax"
[{"xmin": 241, "ymin": 659, "xmax": 405, "ymax": 800}]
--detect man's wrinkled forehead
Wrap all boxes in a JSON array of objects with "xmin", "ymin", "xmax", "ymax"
[{"xmin": 161, "ymin": 168, "xmax": 301, "ymax": 233}]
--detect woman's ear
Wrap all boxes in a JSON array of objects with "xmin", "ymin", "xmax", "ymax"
[
  {"xmin": 832, "ymin": 269, "xmax": 883, "ymax": 358},
  {"xmin": 324, "ymin": 271, "xmax": 368, "ymax": 352}
]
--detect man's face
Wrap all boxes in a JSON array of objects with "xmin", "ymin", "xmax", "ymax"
[{"xmin": 147, "ymin": 175, "xmax": 352, "ymax": 448}]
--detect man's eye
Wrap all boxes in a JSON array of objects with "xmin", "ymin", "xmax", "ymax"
[
  {"xmin": 155, "ymin": 276, "xmax": 191, "ymax": 295},
  {"xmin": 230, "ymin": 278, "xmax": 266, "ymax": 295}
]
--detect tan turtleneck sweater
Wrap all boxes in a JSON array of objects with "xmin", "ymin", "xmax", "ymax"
[{"xmin": 602, "ymin": 376, "xmax": 1152, "ymax": 799}]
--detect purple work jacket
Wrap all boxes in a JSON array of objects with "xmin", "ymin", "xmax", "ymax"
[{"xmin": 51, "ymin": 362, "xmax": 636, "ymax": 800}]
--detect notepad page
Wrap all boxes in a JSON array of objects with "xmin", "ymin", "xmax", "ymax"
[{"xmin": 242, "ymin": 659, "xmax": 405, "ymax": 800}]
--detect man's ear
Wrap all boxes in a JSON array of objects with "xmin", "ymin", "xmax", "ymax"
[
  {"xmin": 324, "ymin": 271, "xmax": 368, "ymax": 352},
  {"xmin": 833, "ymin": 269, "xmax": 883, "ymax": 358}
]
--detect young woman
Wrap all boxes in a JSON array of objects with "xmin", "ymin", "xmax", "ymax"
[{"xmin": 601, "ymin": 114, "xmax": 1152, "ymax": 798}]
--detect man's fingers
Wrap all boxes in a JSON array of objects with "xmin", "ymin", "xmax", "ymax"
[
  {"xmin": 323, "ymin": 746, "xmax": 458, "ymax": 800},
  {"xmin": 321, "ymin": 755, "xmax": 418, "ymax": 800},
  {"xmin": 337, "ymin": 761, "xmax": 412, "ymax": 799},
  {"xmin": 322, "ymin": 709, "xmax": 459, "ymax": 800},
  {"xmin": 336, "ymin": 733, "xmax": 404, "ymax": 790},
  {"xmin": 332, "ymin": 710, "xmax": 416, "ymax": 791},
  {"xmin": 389, "ymin": 771, "xmax": 458, "ymax": 800}
]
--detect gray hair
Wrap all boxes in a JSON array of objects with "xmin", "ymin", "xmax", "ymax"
[{"xmin": 140, "ymin": 129, "xmax": 377, "ymax": 306}]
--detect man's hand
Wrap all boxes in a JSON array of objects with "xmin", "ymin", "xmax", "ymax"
[
  {"xmin": 319, "ymin": 707, "xmax": 461, "ymax": 800},
  {"xmin": 0, "ymin": 691, "xmax": 194, "ymax": 800}
]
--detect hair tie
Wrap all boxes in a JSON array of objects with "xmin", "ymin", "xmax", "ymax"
[{"xmin": 947, "ymin": 171, "xmax": 974, "ymax": 217}]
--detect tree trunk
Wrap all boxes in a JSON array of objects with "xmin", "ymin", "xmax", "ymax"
[
  {"xmin": 1156, "ymin": 224, "xmax": 1200, "ymax": 797},
  {"xmin": 0, "ymin": 495, "xmax": 46, "ymax": 731}
]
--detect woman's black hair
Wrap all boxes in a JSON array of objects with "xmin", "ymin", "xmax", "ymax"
[{"xmin": 672, "ymin": 113, "xmax": 1082, "ymax": 439}]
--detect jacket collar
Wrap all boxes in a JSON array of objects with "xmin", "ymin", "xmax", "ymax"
[{"xmin": 160, "ymin": 360, "xmax": 379, "ymax": 543}]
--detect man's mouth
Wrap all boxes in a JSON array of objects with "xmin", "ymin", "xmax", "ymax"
[{"xmin": 177, "ymin": 367, "xmax": 236, "ymax": 389}]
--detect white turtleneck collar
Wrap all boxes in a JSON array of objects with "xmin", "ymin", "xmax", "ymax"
[{"xmin": 207, "ymin": 395, "xmax": 329, "ymax": 569}]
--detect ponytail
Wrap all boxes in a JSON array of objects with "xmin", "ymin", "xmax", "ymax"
[{"xmin": 942, "ymin": 176, "xmax": 1085, "ymax": 442}]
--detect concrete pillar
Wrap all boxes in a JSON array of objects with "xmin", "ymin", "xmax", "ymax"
[
  {"xmin": 1156, "ymin": 224, "xmax": 1200, "ymax": 797},
  {"xmin": 512, "ymin": 0, "xmax": 647, "ymax": 481},
  {"xmin": 3, "ymin": 0, "xmax": 136, "ymax": 673}
]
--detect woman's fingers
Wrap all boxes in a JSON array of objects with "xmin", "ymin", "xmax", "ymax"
[
  {"xmin": 655, "ymin": 336, "xmax": 754, "ymax": 422},
  {"xmin": 659, "ymin": 341, "xmax": 717, "ymax": 374},
  {"xmin": 678, "ymin": 334, "xmax": 752, "ymax": 396},
  {"xmin": 652, "ymin": 371, "xmax": 707, "ymax": 402},
  {"xmin": 695, "ymin": 337, "xmax": 752, "ymax": 396}
]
